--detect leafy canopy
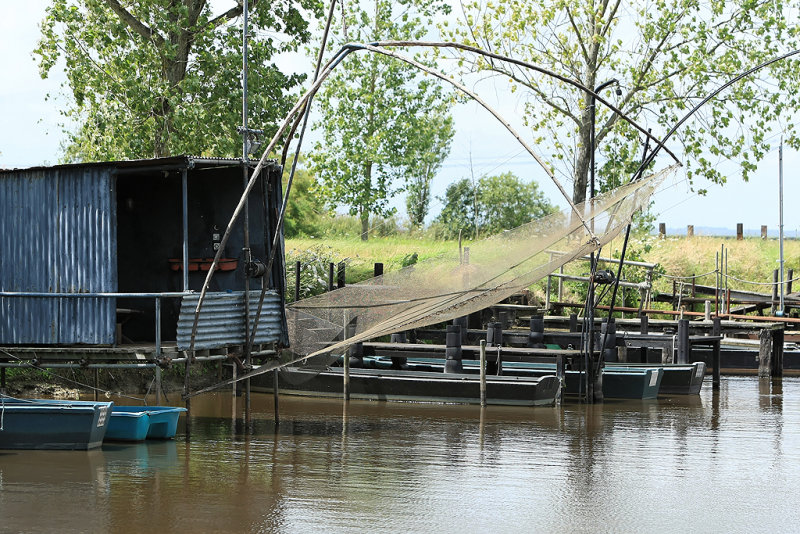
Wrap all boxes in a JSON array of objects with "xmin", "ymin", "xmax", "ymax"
[
  {"xmin": 309, "ymin": 0, "xmax": 455, "ymax": 240},
  {"xmin": 445, "ymin": 0, "xmax": 800, "ymax": 204},
  {"xmin": 36, "ymin": 0, "xmax": 322, "ymax": 161},
  {"xmin": 435, "ymin": 172, "xmax": 558, "ymax": 239}
]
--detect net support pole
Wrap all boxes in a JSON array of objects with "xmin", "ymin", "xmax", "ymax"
[{"xmin": 479, "ymin": 339, "xmax": 487, "ymax": 407}]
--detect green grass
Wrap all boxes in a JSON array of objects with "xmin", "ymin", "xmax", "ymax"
[{"xmin": 286, "ymin": 234, "xmax": 800, "ymax": 310}]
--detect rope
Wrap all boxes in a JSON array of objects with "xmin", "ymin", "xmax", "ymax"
[
  {"xmin": 661, "ymin": 270, "xmax": 718, "ymax": 280},
  {"xmin": 723, "ymin": 273, "xmax": 800, "ymax": 287}
]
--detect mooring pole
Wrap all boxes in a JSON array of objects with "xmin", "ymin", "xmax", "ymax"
[
  {"xmin": 94, "ymin": 369, "xmax": 99, "ymax": 402},
  {"xmin": 0, "ymin": 367, "xmax": 5, "ymax": 394},
  {"xmin": 294, "ymin": 261, "xmax": 301, "ymax": 302},
  {"xmin": 155, "ymin": 365, "xmax": 162, "ymax": 405},
  {"xmin": 779, "ymin": 138, "xmax": 785, "ymax": 316},
  {"xmin": 343, "ymin": 312, "xmax": 350, "ymax": 402},
  {"xmin": 273, "ymin": 367, "xmax": 280, "ymax": 425},
  {"xmin": 712, "ymin": 317, "xmax": 721, "ymax": 390},
  {"xmin": 479, "ymin": 339, "xmax": 487, "ymax": 407}
]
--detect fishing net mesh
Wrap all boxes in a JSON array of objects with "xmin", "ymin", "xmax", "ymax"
[{"xmin": 280, "ymin": 166, "xmax": 675, "ymax": 378}]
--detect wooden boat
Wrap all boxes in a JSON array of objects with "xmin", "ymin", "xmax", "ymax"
[
  {"xmin": 0, "ymin": 399, "xmax": 113, "ymax": 450},
  {"xmin": 272, "ymin": 366, "xmax": 561, "ymax": 406},
  {"xmin": 105, "ymin": 406, "xmax": 187, "ymax": 441},
  {"xmin": 364, "ymin": 357, "xmax": 664, "ymax": 400},
  {"xmin": 606, "ymin": 362, "xmax": 706, "ymax": 395}
]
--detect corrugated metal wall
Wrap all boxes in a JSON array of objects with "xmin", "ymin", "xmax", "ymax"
[
  {"xmin": 0, "ymin": 167, "xmax": 116, "ymax": 344},
  {"xmin": 176, "ymin": 290, "xmax": 283, "ymax": 350}
]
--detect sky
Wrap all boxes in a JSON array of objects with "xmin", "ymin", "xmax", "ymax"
[{"xmin": 2, "ymin": 1, "xmax": 799, "ymax": 236}]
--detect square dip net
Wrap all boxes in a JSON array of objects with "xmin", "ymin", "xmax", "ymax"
[{"xmin": 281, "ymin": 166, "xmax": 675, "ymax": 376}]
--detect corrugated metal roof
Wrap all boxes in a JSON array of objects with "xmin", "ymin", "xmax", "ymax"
[
  {"xmin": 176, "ymin": 291, "xmax": 284, "ymax": 350},
  {"xmin": 0, "ymin": 155, "xmax": 279, "ymax": 175}
]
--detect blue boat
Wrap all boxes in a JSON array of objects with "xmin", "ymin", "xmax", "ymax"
[
  {"xmin": 0, "ymin": 398, "xmax": 113, "ymax": 450},
  {"xmin": 105, "ymin": 406, "xmax": 187, "ymax": 441}
]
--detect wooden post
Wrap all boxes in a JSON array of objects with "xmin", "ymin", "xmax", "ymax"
[
  {"xmin": 736, "ymin": 223, "xmax": 743, "ymax": 240},
  {"xmin": 343, "ymin": 314, "xmax": 351, "ymax": 401},
  {"xmin": 374, "ymin": 262, "xmax": 384, "ymax": 277},
  {"xmin": 155, "ymin": 365, "xmax": 162, "ymax": 405},
  {"xmin": 687, "ymin": 225, "xmax": 694, "ymax": 237},
  {"xmin": 444, "ymin": 324, "xmax": 464, "ymax": 373},
  {"xmin": 705, "ymin": 300, "xmax": 711, "ymax": 321},
  {"xmin": 555, "ymin": 353, "xmax": 564, "ymax": 404},
  {"xmin": 640, "ymin": 315, "xmax": 649, "ymax": 363},
  {"xmin": 772, "ymin": 269, "xmax": 779, "ymax": 316},
  {"xmin": 273, "ymin": 368, "xmax": 280, "ymax": 425},
  {"xmin": 712, "ymin": 317, "xmax": 721, "ymax": 389},
  {"xmin": 788, "ymin": 269, "xmax": 794, "ymax": 295},
  {"xmin": 328, "ymin": 262, "xmax": 335, "ymax": 292},
  {"xmin": 231, "ymin": 364, "xmax": 237, "ymax": 419},
  {"xmin": 479, "ymin": 340, "xmax": 487, "ymax": 407},
  {"xmin": 528, "ymin": 315, "xmax": 545, "ymax": 348},
  {"xmin": 94, "ymin": 369, "xmax": 99, "ymax": 401},
  {"xmin": 761, "ymin": 225, "xmax": 768, "ymax": 239},
  {"xmin": 758, "ymin": 328, "xmax": 773, "ymax": 378},
  {"xmin": 658, "ymin": 222, "xmax": 666, "ymax": 239},
  {"xmin": 677, "ymin": 319, "xmax": 690, "ymax": 364},
  {"xmin": 772, "ymin": 328, "xmax": 784, "ymax": 378},
  {"xmin": 337, "ymin": 261, "xmax": 346, "ymax": 289},
  {"xmin": 294, "ymin": 261, "xmax": 301, "ymax": 302},
  {"xmin": 569, "ymin": 313, "xmax": 578, "ymax": 333},
  {"xmin": 1, "ymin": 366, "xmax": 6, "ymax": 394}
]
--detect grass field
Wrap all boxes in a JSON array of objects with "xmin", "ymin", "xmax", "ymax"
[{"xmin": 286, "ymin": 234, "xmax": 800, "ymax": 308}]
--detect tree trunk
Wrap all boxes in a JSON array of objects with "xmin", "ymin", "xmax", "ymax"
[
  {"xmin": 572, "ymin": 106, "xmax": 593, "ymax": 206},
  {"xmin": 360, "ymin": 213, "xmax": 369, "ymax": 241}
]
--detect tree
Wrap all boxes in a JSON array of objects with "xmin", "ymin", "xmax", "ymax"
[
  {"xmin": 282, "ymin": 158, "xmax": 328, "ymax": 238},
  {"xmin": 405, "ymin": 111, "xmax": 454, "ymax": 229},
  {"xmin": 36, "ymin": 0, "xmax": 322, "ymax": 161},
  {"xmin": 446, "ymin": 0, "xmax": 800, "ymax": 205},
  {"xmin": 435, "ymin": 172, "xmax": 557, "ymax": 239},
  {"xmin": 309, "ymin": 0, "xmax": 454, "ymax": 241}
]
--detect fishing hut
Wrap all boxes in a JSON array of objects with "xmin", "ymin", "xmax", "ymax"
[{"xmin": 0, "ymin": 156, "xmax": 288, "ymax": 399}]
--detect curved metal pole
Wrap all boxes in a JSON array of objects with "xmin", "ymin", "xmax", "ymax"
[{"xmin": 371, "ymin": 40, "xmax": 681, "ymax": 165}]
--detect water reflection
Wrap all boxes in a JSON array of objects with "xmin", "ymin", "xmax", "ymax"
[{"xmin": 3, "ymin": 379, "xmax": 800, "ymax": 532}]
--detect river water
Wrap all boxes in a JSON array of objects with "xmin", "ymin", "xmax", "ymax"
[{"xmin": 0, "ymin": 377, "xmax": 796, "ymax": 533}]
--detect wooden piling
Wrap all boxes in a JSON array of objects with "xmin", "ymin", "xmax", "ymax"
[
  {"xmin": 773, "ymin": 328, "xmax": 784, "ymax": 378},
  {"xmin": 788, "ymin": 269, "xmax": 794, "ymax": 295},
  {"xmin": 569, "ymin": 313, "xmax": 578, "ymax": 333},
  {"xmin": 444, "ymin": 324, "xmax": 464, "ymax": 373},
  {"xmin": 94, "ymin": 369, "xmax": 99, "ymax": 401},
  {"xmin": 736, "ymin": 223, "xmax": 743, "ymax": 240},
  {"xmin": 639, "ymin": 315, "xmax": 649, "ymax": 363},
  {"xmin": 712, "ymin": 318, "xmax": 721, "ymax": 389},
  {"xmin": 273, "ymin": 368, "xmax": 280, "ymax": 425},
  {"xmin": 758, "ymin": 329, "xmax": 773, "ymax": 378},
  {"xmin": 337, "ymin": 261, "xmax": 346, "ymax": 289},
  {"xmin": 761, "ymin": 225, "xmax": 768, "ymax": 239},
  {"xmin": 479, "ymin": 340, "xmax": 487, "ymax": 407},
  {"xmin": 374, "ymin": 262, "xmax": 384, "ymax": 277},
  {"xmin": 687, "ymin": 225, "xmax": 694, "ymax": 237},
  {"xmin": 658, "ymin": 222, "xmax": 666, "ymax": 239},
  {"xmin": 328, "ymin": 262, "xmax": 335, "ymax": 292},
  {"xmin": 677, "ymin": 319, "xmax": 690, "ymax": 364},
  {"xmin": 528, "ymin": 315, "xmax": 545, "ymax": 348},
  {"xmin": 155, "ymin": 365, "xmax": 162, "ymax": 405},
  {"xmin": 231, "ymin": 364, "xmax": 237, "ymax": 419},
  {"xmin": 1, "ymin": 366, "xmax": 6, "ymax": 394}
]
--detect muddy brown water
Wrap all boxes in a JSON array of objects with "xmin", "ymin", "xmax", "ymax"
[{"xmin": 1, "ymin": 377, "xmax": 797, "ymax": 533}]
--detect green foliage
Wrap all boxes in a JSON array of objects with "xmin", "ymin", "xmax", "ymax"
[
  {"xmin": 36, "ymin": 0, "xmax": 322, "ymax": 161},
  {"xmin": 285, "ymin": 245, "xmax": 345, "ymax": 302},
  {"xmin": 446, "ymin": 0, "xmax": 800, "ymax": 204},
  {"xmin": 282, "ymin": 158, "xmax": 328, "ymax": 238},
  {"xmin": 309, "ymin": 0, "xmax": 454, "ymax": 240},
  {"xmin": 435, "ymin": 172, "xmax": 557, "ymax": 239}
]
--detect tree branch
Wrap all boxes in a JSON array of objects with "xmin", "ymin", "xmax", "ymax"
[{"xmin": 105, "ymin": 0, "xmax": 165, "ymax": 47}]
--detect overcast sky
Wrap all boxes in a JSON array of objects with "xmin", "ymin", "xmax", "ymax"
[{"xmin": 2, "ymin": 1, "xmax": 799, "ymax": 235}]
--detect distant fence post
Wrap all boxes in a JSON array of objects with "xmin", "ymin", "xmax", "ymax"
[
  {"xmin": 337, "ymin": 262, "xmax": 346, "ymax": 289},
  {"xmin": 687, "ymin": 225, "xmax": 694, "ymax": 237},
  {"xmin": 658, "ymin": 223, "xmax": 666, "ymax": 239},
  {"xmin": 788, "ymin": 269, "xmax": 794, "ymax": 295},
  {"xmin": 328, "ymin": 262, "xmax": 335, "ymax": 292},
  {"xmin": 374, "ymin": 262, "xmax": 384, "ymax": 277},
  {"xmin": 772, "ymin": 269, "xmax": 779, "ymax": 315},
  {"xmin": 761, "ymin": 225, "xmax": 768, "ymax": 240},
  {"xmin": 294, "ymin": 261, "xmax": 301, "ymax": 302},
  {"xmin": 736, "ymin": 223, "xmax": 743, "ymax": 240}
]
